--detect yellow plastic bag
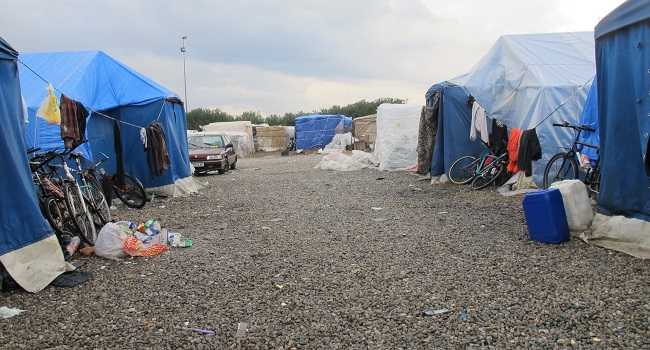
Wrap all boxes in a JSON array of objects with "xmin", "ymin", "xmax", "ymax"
[{"xmin": 36, "ymin": 84, "xmax": 61, "ymax": 125}]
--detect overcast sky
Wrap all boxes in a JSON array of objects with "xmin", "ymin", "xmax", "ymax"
[{"xmin": 2, "ymin": 0, "xmax": 623, "ymax": 115}]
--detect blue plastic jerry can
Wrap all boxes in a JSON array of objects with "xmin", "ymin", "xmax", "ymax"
[{"xmin": 522, "ymin": 189, "xmax": 570, "ymax": 244}]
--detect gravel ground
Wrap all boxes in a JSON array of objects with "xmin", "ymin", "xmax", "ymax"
[{"xmin": 1, "ymin": 154, "xmax": 649, "ymax": 349}]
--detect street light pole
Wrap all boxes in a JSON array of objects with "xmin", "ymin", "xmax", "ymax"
[{"xmin": 180, "ymin": 35, "xmax": 188, "ymax": 113}]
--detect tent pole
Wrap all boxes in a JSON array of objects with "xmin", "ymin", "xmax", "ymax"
[{"xmin": 181, "ymin": 35, "xmax": 189, "ymax": 114}]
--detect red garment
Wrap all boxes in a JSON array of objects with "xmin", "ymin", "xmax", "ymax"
[{"xmin": 507, "ymin": 128, "xmax": 522, "ymax": 173}]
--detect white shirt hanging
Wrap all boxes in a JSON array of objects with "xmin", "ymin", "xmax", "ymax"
[
  {"xmin": 470, "ymin": 101, "xmax": 489, "ymax": 143},
  {"xmin": 140, "ymin": 127, "xmax": 147, "ymax": 148}
]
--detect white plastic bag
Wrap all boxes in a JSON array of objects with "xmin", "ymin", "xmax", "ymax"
[
  {"xmin": 94, "ymin": 222, "xmax": 130, "ymax": 260},
  {"xmin": 550, "ymin": 180, "xmax": 593, "ymax": 232}
]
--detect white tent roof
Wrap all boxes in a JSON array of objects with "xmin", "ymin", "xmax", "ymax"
[{"xmin": 450, "ymin": 32, "xmax": 596, "ymax": 183}]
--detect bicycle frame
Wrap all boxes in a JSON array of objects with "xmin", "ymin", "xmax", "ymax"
[
  {"xmin": 476, "ymin": 152, "xmax": 508, "ymax": 176},
  {"xmin": 549, "ymin": 122, "xmax": 601, "ymax": 194},
  {"xmin": 59, "ymin": 156, "xmax": 97, "ymax": 239}
]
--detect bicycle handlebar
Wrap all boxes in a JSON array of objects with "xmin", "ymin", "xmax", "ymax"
[{"xmin": 552, "ymin": 121, "xmax": 596, "ymax": 133}]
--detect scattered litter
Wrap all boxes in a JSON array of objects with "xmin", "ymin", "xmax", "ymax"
[
  {"xmin": 376, "ymin": 177, "xmax": 385, "ymax": 181},
  {"xmin": 159, "ymin": 205, "xmax": 166, "ymax": 209},
  {"xmin": 262, "ymin": 226, "xmax": 271, "ymax": 231},
  {"xmin": 65, "ymin": 236, "xmax": 81, "ymax": 256},
  {"xmin": 459, "ymin": 308, "xmax": 469, "ymax": 321},
  {"xmin": 100, "ymin": 265, "xmax": 107, "ymax": 270},
  {"xmin": 371, "ymin": 207, "xmax": 383, "ymax": 211},
  {"xmin": 275, "ymin": 284, "xmax": 284, "ymax": 289},
  {"xmin": 235, "ymin": 322, "xmax": 248, "ymax": 338},
  {"xmin": 372, "ymin": 218, "xmax": 387, "ymax": 222},
  {"xmin": 95, "ymin": 220, "xmax": 191, "ymax": 260},
  {"xmin": 281, "ymin": 302, "xmax": 287, "ymax": 307},
  {"xmin": 592, "ymin": 337, "xmax": 602, "ymax": 343},
  {"xmin": 264, "ymin": 218, "xmax": 284, "ymax": 222},
  {"xmin": 189, "ymin": 328, "xmax": 216, "ymax": 336},
  {"xmin": 0, "ymin": 306, "xmax": 25, "ymax": 319},
  {"xmin": 168, "ymin": 232, "xmax": 193, "ymax": 248},
  {"xmin": 422, "ymin": 308, "xmax": 451, "ymax": 317},
  {"xmin": 79, "ymin": 246, "xmax": 94, "ymax": 257},
  {"xmin": 437, "ymin": 211, "xmax": 448, "ymax": 215}
]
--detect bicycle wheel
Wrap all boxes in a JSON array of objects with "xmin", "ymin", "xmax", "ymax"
[
  {"xmin": 113, "ymin": 174, "xmax": 147, "ymax": 209},
  {"xmin": 44, "ymin": 196, "xmax": 67, "ymax": 235},
  {"xmin": 84, "ymin": 173, "xmax": 111, "ymax": 226},
  {"xmin": 471, "ymin": 161, "xmax": 505, "ymax": 190},
  {"xmin": 543, "ymin": 152, "xmax": 579, "ymax": 189},
  {"xmin": 64, "ymin": 183, "xmax": 97, "ymax": 244},
  {"xmin": 448, "ymin": 155, "xmax": 479, "ymax": 185}
]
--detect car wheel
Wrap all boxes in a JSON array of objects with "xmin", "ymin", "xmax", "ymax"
[
  {"xmin": 230, "ymin": 159, "xmax": 237, "ymax": 170},
  {"xmin": 218, "ymin": 160, "xmax": 229, "ymax": 174}
]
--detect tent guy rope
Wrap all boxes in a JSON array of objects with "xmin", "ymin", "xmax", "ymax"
[{"xmin": 17, "ymin": 58, "xmax": 164, "ymax": 130}]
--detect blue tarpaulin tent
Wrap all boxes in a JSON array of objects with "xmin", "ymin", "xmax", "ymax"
[
  {"xmin": 0, "ymin": 38, "xmax": 51, "ymax": 256},
  {"xmin": 427, "ymin": 32, "xmax": 595, "ymax": 184},
  {"xmin": 295, "ymin": 114, "xmax": 352, "ymax": 150},
  {"xmin": 426, "ymin": 82, "xmax": 485, "ymax": 176},
  {"xmin": 18, "ymin": 51, "xmax": 191, "ymax": 192},
  {"xmin": 578, "ymin": 78, "xmax": 599, "ymax": 163},
  {"xmin": 595, "ymin": 0, "xmax": 650, "ymax": 220},
  {"xmin": 0, "ymin": 38, "xmax": 67, "ymax": 292}
]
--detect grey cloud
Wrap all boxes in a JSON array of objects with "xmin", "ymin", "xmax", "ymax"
[{"xmin": 1, "ymin": 0, "xmax": 622, "ymax": 114}]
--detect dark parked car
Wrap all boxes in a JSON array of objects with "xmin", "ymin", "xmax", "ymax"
[{"xmin": 188, "ymin": 134, "xmax": 238, "ymax": 175}]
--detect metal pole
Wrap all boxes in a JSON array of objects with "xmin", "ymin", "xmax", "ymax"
[{"xmin": 181, "ymin": 35, "xmax": 188, "ymax": 113}]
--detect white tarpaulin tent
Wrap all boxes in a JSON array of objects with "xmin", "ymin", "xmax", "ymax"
[
  {"xmin": 374, "ymin": 104, "xmax": 422, "ymax": 171},
  {"xmin": 449, "ymin": 32, "xmax": 595, "ymax": 184},
  {"xmin": 201, "ymin": 121, "xmax": 255, "ymax": 156}
]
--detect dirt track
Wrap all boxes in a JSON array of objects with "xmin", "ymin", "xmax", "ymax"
[{"xmin": 1, "ymin": 154, "xmax": 649, "ymax": 349}]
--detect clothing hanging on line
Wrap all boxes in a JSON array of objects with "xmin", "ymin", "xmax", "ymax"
[
  {"xmin": 59, "ymin": 94, "xmax": 87, "ymax": 149},
  {"xmin": 470, "ymin": 102, "xmax": 489, "ymax": 143},
  {"xmin": 145, "ymin": 122, "xmax": 170, "ymax": 176},
  {"xmin": 507, "ymin": 128, "xmax": 522, "ymax": 174},
  {"xmin": 489, "ymin": 119, "xmax": 508, "ymax": 155},
  {"xmin": 517, "ymin": 128, "xmax": 542, "ymax": 177},
  {"xmin": 139, "ymin": 128, "xmax": 148, "ymax": 148}
]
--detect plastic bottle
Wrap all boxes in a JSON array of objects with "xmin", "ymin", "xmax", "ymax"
[{"xmin": 66, "ymin": 236, "xmax": 81, "ymax": 255}]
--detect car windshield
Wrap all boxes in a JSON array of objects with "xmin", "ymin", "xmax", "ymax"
[{"xmin": 188, "ymin": 135, "xmax": 224, "ymax": 149}]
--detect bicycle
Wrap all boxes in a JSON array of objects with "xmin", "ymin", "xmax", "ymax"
[
  {"xmin": 95, "ymin": 161, "xmax": 147, "ymax": 209},
  {"xmin": 542, "ymin": 121, "xmax": 600, "ymax": 196},
  {"xmin": 68, "ymin": 152, "xmax": 112, "ymax": 229},
  {"xmin": 448, "ymin": 147, "xmax": 509, "ymax": 190},
  {"xmin": 28, "ymin": 148, "xmax": 75, "ymax": 237}
]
